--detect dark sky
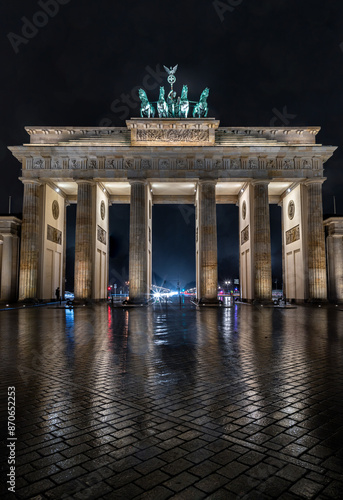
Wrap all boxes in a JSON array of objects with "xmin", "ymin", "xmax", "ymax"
[{"xmin": 1, "ymin": 0, "xmax": 343, "ymax": 289}]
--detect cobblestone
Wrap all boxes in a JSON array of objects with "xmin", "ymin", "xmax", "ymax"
[{"xmin": 1, "ymin": 302, "xmax": 343, "ymax": 499}]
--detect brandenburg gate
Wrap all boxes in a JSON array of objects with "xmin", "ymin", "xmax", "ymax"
[{"xmin": 8, "ymin": 69, "xmax": 336, "ymax": 304}]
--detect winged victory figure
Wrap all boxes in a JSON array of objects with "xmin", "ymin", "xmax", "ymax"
[{"xmin": 163, "ymin": 64, "xmax": 178, "ymax": 76}]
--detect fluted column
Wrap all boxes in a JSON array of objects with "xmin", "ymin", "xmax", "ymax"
[
  {"xmin": 253, "ymin": 181, "xmax": 272, "ymax": 302},
  {"xmin": 62, "ymin": 200, "xmax": 69, "ymax": 300},
  {"xmin": 198, "ymin": 180, "xmax": 219, "ymax": 303},
  {"xmin": 19, "ymin": 181, "xmax": 41, "ymax": 300},
  {"xmin": 325, "ymin": 218, "xmax": 343, "ymax": 303},
  {"xmin": 0, "ymin": 218, "xmax": 21, "ymax": 302},
  {"xmin": 306, "ymin": 180, "xmax": 327, "ymax": 301},
  {"xmin": 74, "ymin": 181, "xmax": 94, "ymax": 301},
  {"xmin": 129, "ymin": 180, "xmax": 148, "ymax": 303}
]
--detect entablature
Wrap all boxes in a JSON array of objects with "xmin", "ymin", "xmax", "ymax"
[
  {"xmin": 23, "ymin": 123, "xmax": 321, "ymax": 147},
  {"xmin": 9, "ymin": 146, "xmax": 335, "ymax": 179}
]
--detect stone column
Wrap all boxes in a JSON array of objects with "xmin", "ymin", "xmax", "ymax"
[
  {"xmin": 325, "ymin": 217, "xmax": 343, "ymax": 303},
  {"xmin": 19, "ymin": 181, "xmax": 41, "ymax": 301},
  {"xmin": 280, "ymin": 200, "xmax": 286, "ymax": 299},
  {"xmin": 129, "ymin": 180, "xmax": 148, "ymax": 303},
  {"xmin": 198, "ymin": 180, "xmax": 219, "ymax": 304},
  {"xmin": 306, "ymin": 180, "xmax": 327, "ymax": 301},
  {"xmin": 62, "ymin": 200, "xmax": 69, "ymax": 300},
  {"xmin": 74, "ymin": 181, "xmax": 94, "ymax": 301},
  {"xmin": 252, "ymin": 181, "xmax": 272, "ymax": 302},
  {"xmin": 0, "ymin": 217, "xmax": 21, "ymax": 302}
]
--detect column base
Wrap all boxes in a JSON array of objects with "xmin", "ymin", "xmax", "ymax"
[
  {"xmin": 71, "ymin": 299, "xmax": 92, "ymax": 306},
  {"xmin": 196, "ymin": 298, "xmax": 221, "ymax": 307},
  {"xmin": 252, "ymin": 299, "xmax": 274, "ymax": 306},
  {"xmin": 18, "ymin": 298, "xmax": 40, "ymax": 305},
  {"xmin": 123, "ymin": 298, "xmax": 149, "ymax": 306},
  {"xmin": 306, "ymin": 298, "xmax": 328, "ymax": 305}
]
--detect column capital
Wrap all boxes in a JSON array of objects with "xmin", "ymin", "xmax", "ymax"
[
  {"xmin": 19, "ymin": 178, "xmax": 41, "ymax": 186},
  {"xmin": 304, "ymin": 178, "xmax": 327, "ymax": 186},
  {"xmin": 250, "ymin": 179, "xmax": 270, "ymax": 186},
  {"xmin": 75, "ymin": 179, "xmax": 95, "ymax": 186},
  {"xmin": 128, "ymin": 179, "xmax": 148, "ymax": 186},
  {"xmin": 198, "ymin": 178, "xmax": 218, "ymax": 186}
]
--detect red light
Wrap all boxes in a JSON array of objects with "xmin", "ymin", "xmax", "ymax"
[{"xmin": 107, "ymin": 287, "xmax": 111, "ymax": 291}]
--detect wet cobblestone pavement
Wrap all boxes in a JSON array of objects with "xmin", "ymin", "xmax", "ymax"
[{"xmin": 1, "ymin": 301, "xmax": 343, "ymax": 499}]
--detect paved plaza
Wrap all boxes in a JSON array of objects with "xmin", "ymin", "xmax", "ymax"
[{"xmin": 1, "ymin": 301, "xmax": 343, "ymax": 499}]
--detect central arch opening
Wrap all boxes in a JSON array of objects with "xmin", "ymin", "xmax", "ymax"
[
  {"xmin": 217, "ymin": 204, "xmax": 239, "ymax": 294},
  {"xmin": 152, "ymin": 204, "xmax": 195, "ymax": 292}
]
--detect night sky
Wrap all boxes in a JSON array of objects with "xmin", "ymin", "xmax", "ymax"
[{"xmin": 1, "ymin": 0, "xmax": 343, "ymax": 290}]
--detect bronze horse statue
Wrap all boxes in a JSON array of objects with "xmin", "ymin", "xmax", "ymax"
[
  {"xmin": 139, "ymin": 89, "xmax": 155, "ymax": 118},
  {"xmin": 179, "ymin": 85, "xmax": 190, "ymax": 118},
  {"xmin": 157, "ymin": 87, "xmax": 168, "ymax": 118},
  {"xmin": 193, "ymin": 88, "xmax": 210, "ymax": 118}
]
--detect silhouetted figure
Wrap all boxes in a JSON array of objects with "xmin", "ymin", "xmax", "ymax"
[{"xmin": 55, "ymin": 287, "xmax": 60, "ymax": 302}]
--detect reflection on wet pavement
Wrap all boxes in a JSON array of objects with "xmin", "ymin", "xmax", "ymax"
[{"xmin": 1, "ymin": 301, "xmax": 343, "ymax": 498}]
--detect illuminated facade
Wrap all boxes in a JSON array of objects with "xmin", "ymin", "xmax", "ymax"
[
  {"xmin": 0, "ymin": 216, "xmax": 21, "ymax": 302},
  {"xmin": 9, "ymin": 118, "xmax": 336, "ymax": 303}
]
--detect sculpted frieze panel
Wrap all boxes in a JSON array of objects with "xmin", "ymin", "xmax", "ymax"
[
  {"xmin": 33, "ymin": 158, "xmax": 44, "ymax": 169},
  {"xmin": 88, "ymin": 159, "xmax": 97, "ymax": 169},
  {"xmin": 141, "ymin": 159, "xmax": 152, "ymax": 170},
  {"xmin": 283, "ymin": 159, "xmax": 294, "ymax": 169},
  {"xmin": 176, "ymin": 159, "xmax": 188, "ymax": 169},
  {"xmin": 69, "ymin": 159, "xmax": 81, "ymax": 169},
  {"xmin": 266, "ymin": 159, "xmax": 276, "ymax": 169},
  {"xmin": 47, "ymin": 224, "xmax": 62, "ymax": 245},
  {"xmin": 231, "ymin": 159, "xmax": 241, "ymax": 169},
  {"xmin": 106, "ymin": 159, "xmax": 116, "ymax": 169},
  {"xmin": 52, "ymin": 159, "xmax": 62, "ymax": 169},
  {"xmin": 248, "ymin": 159, "xmax": 258, "ymax": 169},
  {"xmin": 136, "ymin": 129, "xmax": 210, "ymax": 143},
  {"xmin": 241, "ymin": 225, "xmax": 249, "ymax": 245},
  {"xmin": 286, "ymin": 225, "xmax": 300, "ymax": 245},
  {"xmin": 159, "ymin": 159, "xmax": 170, "ymax": 169},
  {"xmin": 97, "ymin": 225, "xmax": 107, "ymax": 245},
  {"xmin": 123, "ymin": 159, "xmax": 133, "ymax": 170},
  {"xmin": 302, "ymin": 159, "xmax": 312, "ymax": 169}
]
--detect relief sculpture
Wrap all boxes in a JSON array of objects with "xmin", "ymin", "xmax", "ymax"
[
  {"xmin": 136, "ymin": 129, "xmax": 209, "ymax": 143},
  {"xmin": 47, "ymin": 225, "xmax": 62, "ymax": 245},
  {"xmin": 286, "ymin": 225, "xmax": 300, "ymax": 245},
  {"xmin": 241, "ymin": 225, "xmax": 249, "ymax": 245},
  {"xmin": 97, "ymin": 225, "xmax": 107, "ymax": 245}
]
